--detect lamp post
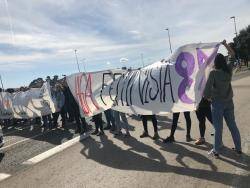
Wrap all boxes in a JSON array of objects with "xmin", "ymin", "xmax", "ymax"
[
  {"xmin": 74, "ymin": 49, "xmax": 81, "ymax": 73},
  {"xmin": 81, "ymin": 58, "xmax": 87, "ymax": 73},
  {"xmin": 0, "ymin": 75, "xmax": 4, "ymax": 91},
  {"xmin": 230, "ymin": 16, "xmax": 241, "ymax": 68},
  {"xmin": 140, "ymin": 53, "xmax": 145, "ymax": 67},
  {"xmin": 230, "ymin": 16, "xmax": 238, "ymax": 38},
  {"xmin": 165, "ymin": 28, "xmax": 173, "ymax": 54}
]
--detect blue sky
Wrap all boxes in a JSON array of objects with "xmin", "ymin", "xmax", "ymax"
[{"xmin": 0, "ymin": 0, "xmax": 249, "ymax": 88}]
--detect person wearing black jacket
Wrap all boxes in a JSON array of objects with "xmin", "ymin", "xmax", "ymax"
[
  {"xmin": 62, "ymin": 84, "xmax": 87, "ymax": 134},
  {"xmin": 195, "ymin": 98, "xmax": 213, "ymax": 145},
  {"xmin": 91, "ymin": 113, "xmax": 104, "ymax": 136}
]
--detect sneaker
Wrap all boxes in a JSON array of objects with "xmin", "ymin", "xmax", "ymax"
[
  {"xmin": 97, "ymin": 131, "xmax": 104, "ymax": 136},
  {"xmin": 152, "ymin": 133, "xmax": 160, "ymax": 140},
  {"xmin": 140, "ymin": 132, "xmax": 149, "ymax": 138},
  {"xmin": 163, "ymin": 136, "xmax": 175, "ymax": 143},
  {"xmin": 186, "ymin": 135, "xmax": 192, "ymax": 142},
  {"xmin": 91, "ymin": 130, "xmax": 99, "ymax": 135},
  {"xmin": 208, "ymin": 149, "xmax": 219, "ymax": 158},
  {"xmin": 195, "ymin": 138, "xmax": 205, "ymax": 145}
]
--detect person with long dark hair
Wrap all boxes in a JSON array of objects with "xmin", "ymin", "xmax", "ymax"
[{"xmin": 204, "ymin": 40, "xmax": 242, "ymax": 157}]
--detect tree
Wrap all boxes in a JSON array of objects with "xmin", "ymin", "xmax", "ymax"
[{"xmin": 233, "ymin": 25, "xmax": 250, "ymax": 67}]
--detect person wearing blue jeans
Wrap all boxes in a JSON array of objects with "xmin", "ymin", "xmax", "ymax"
[
  {"xmin": 113, "ymin": 111, "xmax": 130, "ymax": 137},
  {"xmin": 211, "ymin": 100, "xmax": 241, "ymax": 153},
  {"xmin": 104, "ymin": 109, "xmax": 116, "ymax": 131},
  {"xmin": 204, "ymin": 40, "xmax": 242, "ymax": 157}
]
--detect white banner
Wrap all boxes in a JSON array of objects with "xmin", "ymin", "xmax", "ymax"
[
  {"xmin": 0, "ymin": 82, "xmax": 58, "ymax": 119},
  {"xmin": 67, "ymin": 42, "xmax": 220, "ymax": 117}
]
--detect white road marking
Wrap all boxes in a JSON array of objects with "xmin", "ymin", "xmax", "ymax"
[
  {"xmin": 22, "ymin": 132, "xmax": 90, "ymax": 165},
  {"xmin": 0, "ymin": 173, "xmax": 11, "ymax": 182},
  {"xmin": 0, "ymin": 131, "xmax": 48, "ymax": 151}
]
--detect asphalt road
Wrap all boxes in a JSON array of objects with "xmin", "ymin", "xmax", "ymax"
[{"xmin": 0, "ymin": 70, "xmax": 250, "ymax": 188}]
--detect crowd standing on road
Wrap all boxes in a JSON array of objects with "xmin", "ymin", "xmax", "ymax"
[{"xmin": 0, "ymin": 40, "xmax": 242, "ymax": 158}]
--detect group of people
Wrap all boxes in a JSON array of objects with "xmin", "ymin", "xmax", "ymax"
[
  {"xmin": 0, "ymin": 40, "xmax": 242, "ymax": 158},
  {"xmin": 0, "ymin": 75, "xmax": 88, "ymax": 135},
  {"xmin": 88, "ymin": 40, "xmax": 242, "ymax": 158}
]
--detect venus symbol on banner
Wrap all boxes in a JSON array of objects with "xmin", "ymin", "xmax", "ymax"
[
  {"xmin": 175, "ymin": 44, "xmax": 220, "ymax": 104},
  {"xmin": 175, "ymin": 52, "xmax": 195, "ymax": 104},
  {"xmin": 196, "ymin": 44, "xmax": 220, "ymax": 95}
]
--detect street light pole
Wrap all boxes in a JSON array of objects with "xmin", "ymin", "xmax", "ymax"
[
  {"xmin": 230, "ymin": 16, "xmax": 238, "ymax": 37},
  {"xmin": 165, "ymin": 28, "xmax": 173, "ymax": 54},
  {"xmin": 230, "ymin": 16, "xmax": 241, "ymax": 69},
  {"xmin": 0, "ymin": 75, "xmax": 5, "ymax": 91},
  {"xmin": 140, "ymin": 53, "xmax": 145, "ymax": 67},
  {"xmin": 81, "ymin": 58, "xmax": 87, "ymax": 73},
  {"xmin": 74, "ymin": 49, "xmax": 81, "ymax": 73}
]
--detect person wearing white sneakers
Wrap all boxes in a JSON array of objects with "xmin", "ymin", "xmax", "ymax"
[{"xmin": 204, "ymin": 40, "xmax": 242, "ymax": 157}]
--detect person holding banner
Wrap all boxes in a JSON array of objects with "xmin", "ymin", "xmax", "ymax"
[
  {"xmin": 91, "ymin": 113, "xmax": 104, "ymax": 136},
  {"xmin": 195, "ymin": 98, "xmax": 213, "ymax": 145},
  {"xmin": 113, "ymin": 111, "xmax": 130, "ymax": 137},
  {"xmin": 52, "ymin": 84, "xmax": 66, "ymax": 128},
  {"xmin": 163, "ymin": 112, "xmax": 192, "ymax": 143},
  {"xmin": 140, "ymin": 115, "xmax": 159, "ymax": 140},
  {"xmin": 204, "ymin": 40, "xmax": 242, "ymax": 157},
  {"xmin": 104, "ymin": 109, "xmax": 116, "ymax": 131}
]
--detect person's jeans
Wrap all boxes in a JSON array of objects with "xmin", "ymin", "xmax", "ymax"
[
  {"xmin": 104, "ymin": 109, "xmax": 115, "ymax": 129},
  {"xmin": 113, "ymin": 111, "xmax": 129, "ymax": 133},
  {"xmin": 211, "ymin": 100, "xmax": 241, "ymax": 152}
]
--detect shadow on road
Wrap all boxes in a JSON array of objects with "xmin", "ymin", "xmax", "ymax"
[
  {"xmin": 0, "ymin": 153, "xmax": 4, "ymax": 162},
  {"xmin": 80, "ymin": 135, "xmax": 249, "ymax": 186},
  {"xmin": 180, "ymin": 141, "xmax": 250, "ymax": 171},
  {"xmin": 1, "ymin": 122, "xmax": 77, "ymax": 146},
  {"xmin": 154, "ymin": 140, "xmax": 217, "ymax": 171}
]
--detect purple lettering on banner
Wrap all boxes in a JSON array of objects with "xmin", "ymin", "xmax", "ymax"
[
  {"xmin": 196, "ymin": 49, "xmax": 208, "ymax": 94},
  {"xmin": 196, "ymin": 44, "xmax": 220, "ymax": 94},
  {"xmin": 175, "ymin": 52, "xmax": 195, "ymax": 104}
]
